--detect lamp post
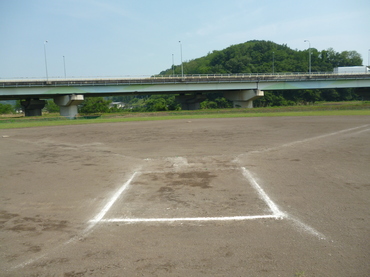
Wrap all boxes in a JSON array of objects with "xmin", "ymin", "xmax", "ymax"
[
  {"xmin": 179, "ymin": 41, "xmax": 184, "ymax": 78},
  {"xmin": 63, "ymin": 56, "xmax": 66, "ymax": 78},
  {"xmin": 304, "ymin": 40, "xmax": 311, "ymax": 74},
  {"xmin": 368, "ymin": 49, "xmax": 370, "ymax": 66},
  {"xmin": 44, "ymin": 40, "xmax": 49, "ymax": 81},
  {"xmin": 272, "ymin": 51, "xmax": 275, "ymax": 74},
  {"xmin": 172, "ymin": 54, "xmax": 175, "ymax": 76}
]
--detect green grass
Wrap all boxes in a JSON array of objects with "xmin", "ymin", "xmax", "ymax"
[
  {"xmin": 294, "ymin": 271, "xmax": 306, "ymax": 277},
  {"xmin": 0, "ymin": 102, "xmax": 369, "ymax": 129}
]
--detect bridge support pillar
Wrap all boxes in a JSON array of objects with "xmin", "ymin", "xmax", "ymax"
[
  {"xmin": 21, "ymin": 99, "xmax": 46, "ymax": 116},
  {"xmin": 54, "ymin": 95, "xmax": 84, "ymax": 119},
  {"xmin": 224, "ymin": 89, "xmax": 264, "ymax": 108},
  {"xmin": 176, "ymin": 94, "xmax": 207, "ymax": 110}
]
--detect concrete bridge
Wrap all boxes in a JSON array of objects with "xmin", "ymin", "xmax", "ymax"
[{"xmin": 1, "ymin": 73, "xmax": 370, "ymax": 118}]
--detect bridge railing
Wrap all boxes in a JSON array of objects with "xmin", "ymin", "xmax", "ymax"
[
  {"xmin": 1, "ymin": 72, "xmax": 369, "ymax": 88},
  {"xmin": 3, "ymin": 71, "xmax": 369, "ymax": 80},
  {"xmin": 2, "ymin": 71, "xmax": 369, "ymax": 80}
]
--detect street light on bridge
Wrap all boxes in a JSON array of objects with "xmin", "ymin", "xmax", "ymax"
[
  {"xmin": 63, "ymin": 56, "xmax": 67, "ymax": 78},
  {"xmin": 44, "ymin": 40, "xmax": 49, "ymax": 81},
  {"xmin": 179, "ymin": 41, "xmax": 184, "ymax": 78},
  {"xmin": 172, "ymin": 54, "xmax": 175, "ymax": 76},
  {"xmin": 304, "ymin": 40, "xmax": 311, "ymax": 74}
]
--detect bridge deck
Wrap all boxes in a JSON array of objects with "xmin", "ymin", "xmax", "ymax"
[{"xmin": 1, "ymin": 73, "xmax": 369, "ymax": 88}]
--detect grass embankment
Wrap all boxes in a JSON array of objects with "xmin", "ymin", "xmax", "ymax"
[{"xmin": 0, "ymin": 102, "xmax": 369, "ymax": 129}]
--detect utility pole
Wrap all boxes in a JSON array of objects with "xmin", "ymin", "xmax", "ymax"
[
  {"xmin": 63, "ymin": 56, "xmax": 67, "ymax": 78},
  {"xmin": 172, "ymin": 54, "xmax": 175, "ymax": 76},
  {"xmin": 304, "ymin": 40, "xmax": 311, "ymax": 74},
  {"xmin": 179, "ymin": 41, "xmax": 184, "ymax": 78},
  {"xmin": 44, "ymin": 40, "xmax": 49, "ymax": 81}
]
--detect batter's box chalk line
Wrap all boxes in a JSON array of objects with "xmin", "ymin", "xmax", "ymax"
[
  {"xmin": 90, "ymin": 167, "xmax": 286, "ymax": 224},
  {"xmin": 89, "ymin": 167, "xmax": 326, "ymax": 239}
]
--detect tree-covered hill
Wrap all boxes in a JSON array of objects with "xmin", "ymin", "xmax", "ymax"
[{"xmin": 160, "ymin": 40, "xmax": 363, "ymax": 75}]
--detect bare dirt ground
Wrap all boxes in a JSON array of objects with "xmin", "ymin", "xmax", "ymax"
[{"xmin": 1, "ymin": 116, "xmax": 369, "ymax": 276}]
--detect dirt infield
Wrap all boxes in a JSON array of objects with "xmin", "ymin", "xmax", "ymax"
[{"xmin": 1, "ymin": 116, "xmax": 369, "ymax": 276}]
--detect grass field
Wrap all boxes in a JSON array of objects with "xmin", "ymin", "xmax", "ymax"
[{"xmin": 1, "ymin": 102, "xmax": 369, "ymax": 129}]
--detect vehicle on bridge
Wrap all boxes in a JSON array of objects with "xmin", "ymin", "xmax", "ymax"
[{"xmin": 334, "ymin": 66, "xmax": 369, "ymax": 74}]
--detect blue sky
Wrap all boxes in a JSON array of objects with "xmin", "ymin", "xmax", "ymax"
[{"xmin": 0, "ymin": 0, "xmax": 369, "ymax": 78}]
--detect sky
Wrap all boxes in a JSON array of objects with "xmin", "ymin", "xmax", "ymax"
[{"xmin": 0, "ymin": 0, "xmax": 369, "ymax": 79}]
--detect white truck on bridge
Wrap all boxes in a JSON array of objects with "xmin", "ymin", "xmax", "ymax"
[{"xmin": 333, "ymin": 66, "xmax": 369, "ymax": 74}]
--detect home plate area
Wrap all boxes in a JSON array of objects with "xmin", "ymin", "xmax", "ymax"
[{"xmin": 101, "ymin": 156, "xmax": 283, "ymax": 223}]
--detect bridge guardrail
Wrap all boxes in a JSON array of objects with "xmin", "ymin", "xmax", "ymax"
[{"xmin": 1, "ymin": 72, "xmax": 369, "ymax": 88}]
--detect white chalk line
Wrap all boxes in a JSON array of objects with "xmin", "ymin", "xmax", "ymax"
[
  {"xmin": 241, "ymin": 167, "xmax": 285, "ymax": 218},
  {"xmin": 288, "ymin": 216, "xmax": 326, "ymax": 240},
  {"xmin": 96, "ymin": 125, "xmax": 370, "ymax": 235},
  {"xmin": 138, "ymin": 167, "xmax": 240, "ymax": 175},
  {"xmin": 12, "ymin": 171, "xmax": 140, "ymax": 270},
  {"xmin": 90, "ymin": 166, "xmax": 285, "ymax": 225},
  {"xmin": 241, "ymin": 167, "xmax": 326, "ymax": 239},
  {"xmin": 233, "ymin": 124, "xmax": 364, "ymax": 239},
  {"xmin": 12, "ymin": 235, "xmax": 82, "ymax": 270},
  {"xmin": 346, "ymin": 127, "xmax": 370, "ymax": 136},
  {"xmin": 97, "ymin": 215, "xmax": 280, "ymax": 223},
  {"xmin": 90, "ymin": 166, "xmax": 324, "ymax": 239},
  {"xmin": 239, "ymin": 124, "xmax": 369, "ymax": 157},
  {"xmin": 278, "ymin": 124, "xmax": 370, "ymax": 150},
  {"xmin": 86, "ymin": 171, "xmax": 140, "ymax": 231}
]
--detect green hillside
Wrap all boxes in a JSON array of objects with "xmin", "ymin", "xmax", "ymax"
[{"xmin": 160, "ymin": 40, "xmax": 362, "ymax": 75}]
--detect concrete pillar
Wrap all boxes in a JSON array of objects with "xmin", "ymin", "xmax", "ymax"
[
  {"xmin": 232, "ymin": 100, "xmax": 254, "ymax": 108},
  {"xmin": 21, "ymin": 99, "xmax": 46, "ymax": 116},
  {"xmin": 54, "ymin": 95, "xmax": 84, "ymax": 119},
  {"xmin": 175, "ymin": 93, "xmax": 206, "ymax": 110},
  {"xmin": 224, "ymin": 89, "xmax": 264, "ymax": 108}
]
